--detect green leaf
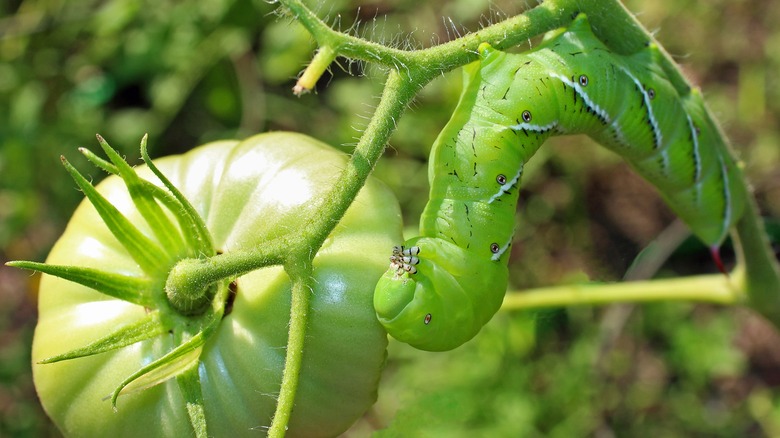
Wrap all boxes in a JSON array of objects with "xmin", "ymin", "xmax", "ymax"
[
  {"xmin": 7, "ymin": 260, "xmax": 154, "ymax": 307},
  {"xmin": 38, "ymin": 311, "xmax": 169, "ymax": 363},
  {"xmin": 61, "ymin": 155, "xmax": 167, "ymax": 275}
]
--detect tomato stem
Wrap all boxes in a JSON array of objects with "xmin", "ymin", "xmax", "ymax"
[
  {"xmin": 164, "ymin": 246, "xmax": 286, "ymax": 315},
  {"xmin": 177, "ymin": 361, "xmax": 209, "ymax": 438},
  {"xmin": 268, "ymin": 262, "xmax": 314, "ymax": 437},
  {"xmin": 165, "ymin": 259, "xmax": 218, "ymax": 315},
  {"xmin": 501, "ymin": 274, "xmax": 743, "ymax": 311},
  {"xmin": 293, "ymin": 45, "xmax": 336, "ymax": 95}
]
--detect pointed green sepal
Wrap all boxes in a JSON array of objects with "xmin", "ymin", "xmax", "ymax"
[
  {"xmin": 38, "ymin": 311, "xmax": 169, "ymax": 364},
  {"xmin": 95, "ymin": 134, "xmax": 186, "ymax": 256},
  {"xmin": 61, "ymin": 155, "xmax": 167, "ymax": 275},
  {"xmin": 110, "ymin": 282, "xmax": 228, "ymax": 408},
  {"xmin": 140, "ymin": 135, "xmax": 214, "ymax": 256},
  {"xmin": 7, "ymin": 260, "xmax": 154, "ymax": 307},
  {"xmin": 79, "ymin": 156, "xmax": 194, "ymax": 238},
  {"xmin": 110, "ymin": 331, "xmax": 206, "ymax": 409},
  {"xmin": 79, "ymin": 147, "xmax": 118, "ymax": 175}
]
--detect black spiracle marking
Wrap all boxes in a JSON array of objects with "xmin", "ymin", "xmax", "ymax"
[
  {"xmin": 496, "ymin": 174, "xmax": 507, "ymax": 185},
  {"xmin": 521, "ymin": 110, "xmax": 532, "ymax": 122},
  {"xmin": 579, "ymin": 74, "xmax": 589, "ymax": 86},
  {"xmin": 490, "ymin": 242, "xmax": 500, "ymax": 254},
  {"xmin": 424, "ymin": 313, "xmax": 432, "ymax": 325}
]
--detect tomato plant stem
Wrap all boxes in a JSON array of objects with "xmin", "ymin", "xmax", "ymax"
[
  {"xmin": 164, "ymin": 248, "xmax": 286, "ymax": 314},
  {"xmin": 269, "ymin": 267, "xmax": 313, "ymax": 438},
  {"xmin": 293, "ymin": 45, "xmax": 336, "ymax": 95},
  {"xmin": 501, "ymin": 274, "xmax": 744, "ymax": 311}
]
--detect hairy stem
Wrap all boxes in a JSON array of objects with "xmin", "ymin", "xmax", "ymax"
[
  {"xmin": 302, "ymin": 69, "xmax": 416, "ymax": 252},
  {"xmin": 268, "ymin": 262, "xmax": 314, "ymax": 437},
  {"xmin": 281, "ymin": 0, "xmax": 573, "ymax": 83},
  {"xmin": 293, "ymin": 45, "xmax": 337, "ymax": 95},
  {"xmin": 164, "ymin": 246, "xmax": 286, "ymax": 314},
  {"xmin": 265, "ymin": 68, "xmax": 419, "ymax": 438}
]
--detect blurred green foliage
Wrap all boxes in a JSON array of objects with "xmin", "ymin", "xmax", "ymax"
[{"xmin": 1, "ymin": 0, "xmax": 780, "ymax": 436}]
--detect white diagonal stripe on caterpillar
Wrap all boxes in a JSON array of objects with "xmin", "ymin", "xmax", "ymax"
[
  {"xmin": 508, "ymin": 121, "xmax": 559, "ymax": 134},
  {"xmin": 487, "ymin": 165, "xmax": 523, "ymax": 204},
  {"xmin": 617, "ymin": 65, "xmax": 663, "ymax": 150},
  {"xmin": 490, "ymin": 237, "xmax": 512, "ymax": 261},
  {"xmin": 686, "ymin": 113, "xmax": 702, "ymax": 183},
  {"xmin": 548, "ymin": 71, "xmax": 612, "ymax": 124}
]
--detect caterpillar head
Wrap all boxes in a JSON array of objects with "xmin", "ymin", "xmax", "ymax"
[{"xmin": 373, "ymin": 237, "xmax": 507, "ymax": 351}]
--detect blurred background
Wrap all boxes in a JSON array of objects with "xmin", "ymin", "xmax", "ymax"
[{"xmin": 2, "ymin": 0, "xmax": 780, "ymax": 436}]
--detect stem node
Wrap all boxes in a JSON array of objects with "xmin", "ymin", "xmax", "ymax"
[
  {"xmin": 294, "ymin": 46, "xmax": 337, "ymax": 95},
  {"xmin": 165, "ymin": 258, "xmax": 216, "ymax": 316}
]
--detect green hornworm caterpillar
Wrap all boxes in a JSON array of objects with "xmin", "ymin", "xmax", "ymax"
[{"xmin": 374, "ymin": 14, "xmax": 746, "ymax": 351}]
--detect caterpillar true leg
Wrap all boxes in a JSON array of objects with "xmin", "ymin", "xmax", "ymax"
[{"xmin": 389, "ymin": 246, "xmax": 420, "ymax": 276}]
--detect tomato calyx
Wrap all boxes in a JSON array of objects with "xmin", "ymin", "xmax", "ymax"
[
  {"xmin": 165, "ymin": 258, "xmax": 221, "ymax": 315},
  {"xmin": 8, "ymin": 134, "xmax": 230, "ymax": 436}
]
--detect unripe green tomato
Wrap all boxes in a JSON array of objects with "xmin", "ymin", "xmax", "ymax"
[{"xmin": 32, "ymin": 132, "xmax": 402, "ymax": 437}]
